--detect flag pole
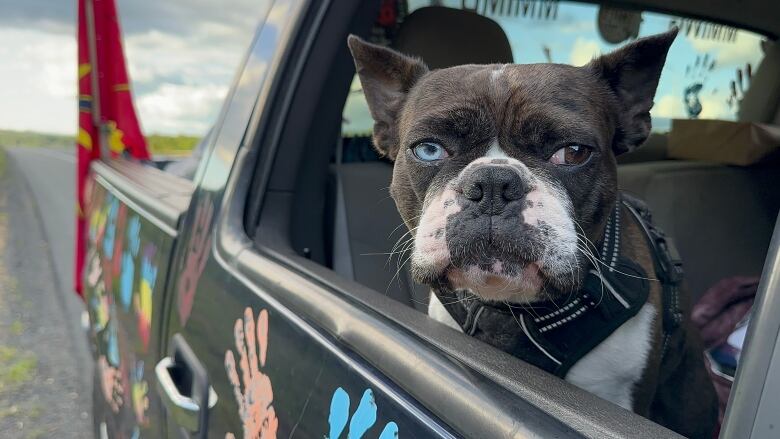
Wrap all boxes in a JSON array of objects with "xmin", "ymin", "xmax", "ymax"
[{"xmin": 84, "ymin": 0, "xmax": 109, "ymax": 158}]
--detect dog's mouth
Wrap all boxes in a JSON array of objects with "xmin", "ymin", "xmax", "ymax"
[
  {"xmin": 445, "ymin": 260, "xmax": 546, "ymax": 303},
  {"xmin": 412, "ymin": 222, "xmax": 581, "ymax": 303}
]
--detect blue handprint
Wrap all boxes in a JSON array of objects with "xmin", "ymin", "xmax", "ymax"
[
  {"xmin": 327, "ymin": 387, "xmax": 399, "ymax": 439},
  {"xmin": 103, "ymin": 198, "xmax": 119, "ymax": 256},
  {"xmin": 127, "ymin": 216, "xmax": 141, "ymax": 256},
  {"xmin": 120, "ymin": 251, "xmax": 135, "ymax": 310}
]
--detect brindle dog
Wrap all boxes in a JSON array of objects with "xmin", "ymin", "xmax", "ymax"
[{"xmin": 348, "ymin": 28, "xmax": 717, "ymax": 437}]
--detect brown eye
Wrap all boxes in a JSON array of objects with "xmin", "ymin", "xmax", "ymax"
[{"xmin": 549, "ymin": 145, "xmax": 592, "ymax": 166}]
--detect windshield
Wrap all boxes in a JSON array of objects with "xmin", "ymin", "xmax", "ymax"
[{"xmin": 343, "ymin": 1, "xmax": 768, "ymax": 137}]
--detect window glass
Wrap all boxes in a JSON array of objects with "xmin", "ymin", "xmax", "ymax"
[
  {"xmin": 343, "ymin": 1, "xmax": 767, "ymax": 137},
  {"xmin": 117, "ymin": 0, "xmax": 266, "ymax": 147}
]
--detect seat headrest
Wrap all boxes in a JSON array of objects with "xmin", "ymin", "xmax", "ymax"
[{"xmin": 392, "ymin": 7, "xmax": 513, "ymax": 69}]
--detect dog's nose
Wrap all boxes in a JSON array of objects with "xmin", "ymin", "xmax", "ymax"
[{"xmin": 462, "ymin": 166, "xmax": 528, "ymax": 214}]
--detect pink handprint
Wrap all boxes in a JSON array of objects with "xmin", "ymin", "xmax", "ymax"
[
  {"xmin": 98, "ymin": 355, "xmax": 124, "ymax": 413},
  {"xmin": 224, "ymin": 308, "xmax": 278, "ymax": 439}
]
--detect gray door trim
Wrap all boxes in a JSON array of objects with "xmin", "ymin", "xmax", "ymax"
[{"xmin": 721, "ymin": 214, "xmax": 780, "ymax": 438}]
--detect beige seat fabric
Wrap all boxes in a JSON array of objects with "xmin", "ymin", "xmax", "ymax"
[{"xmin": 619, "ymin": 161, "xmax": 780, "ymax": 299}]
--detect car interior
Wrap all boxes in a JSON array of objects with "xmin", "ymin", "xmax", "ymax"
[
  {"xmin": 243, "ymin": 0, "xmax": 780, "ymax": 432},
  {"xmin": 326, "ymin": 3, "xmax": 780, "ymax": 309}
]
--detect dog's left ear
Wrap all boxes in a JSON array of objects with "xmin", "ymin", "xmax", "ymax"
[
  {"xmin": 588, "ymin": 28, "xmax": 677, "ymax": 154},
  {"xmin": 348, "ymin": 35, "xmax": 428, "ymax": 160}
]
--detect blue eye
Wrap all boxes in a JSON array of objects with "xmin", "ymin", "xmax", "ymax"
[{"xmin": 412, "ymin": 142, "xmax": 448, "ymax": 162}]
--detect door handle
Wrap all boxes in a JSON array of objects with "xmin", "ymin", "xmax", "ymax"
[{"xmin": 155, "ymin": 334, "xmax": 217, "ymax": 437}]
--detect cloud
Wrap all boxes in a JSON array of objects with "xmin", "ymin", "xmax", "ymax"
[
  {"xmin": 651, "ymin": 92, "xmax": 732, "ymax": 121},
  {"xmin": 569, "ymin": 38, "xmax": 601, "ymax": 66},
  {"xmin": 688, "ymin": 32, "xmax": 764, "ymax": 68},
  {"xmin": 698, "ymin": 94, "xmax": 731, "ymax": 120},
  {"xmin": 125, "ymin": 30, "xmax": 248, "ymax": 86},
  {"xmin": 652, "ymin": 94, "xmax": 686, "ymax": 119},
  {"xmin": 0, "ymin": 28, "xmax": 76, "ymax": 135},
  {"xmin": 122, "ymin": 27, "xmax": 253, "ymax": 135},
  {"xmin": 0, "ymin": 0, "xmax": 74, "ymax": 34},
  {"xmin": 560, "ymin": 20, "xmax": 593, "ymax": 34},
  {"xmin": 0, "ymin": 0, "xmax": 261, "ymax": 36},
  {"xmin": 0, "ymin": 0, "xmax": 270, "ymax": 136},
  {"xmin": 137, "ymin": 83, "xmax": 229, "ymax": 135}
]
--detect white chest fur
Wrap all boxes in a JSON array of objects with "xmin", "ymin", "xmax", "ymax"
[
  {"xmin": 428, "ymin": 294, "xmax": 656, "ymax": 411},
  {"xmin": 565, "ymin": 303, "xmax": 655, "ymax": 410}
]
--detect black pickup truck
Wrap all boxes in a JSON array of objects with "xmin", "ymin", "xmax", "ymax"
[{"xmin": 82, "ymin": 1, "xmax": 780, "ymax": 438}]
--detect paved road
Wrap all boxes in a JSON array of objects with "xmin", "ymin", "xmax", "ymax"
[{"xmin": 0, "ymin": 147, "xmax": 92, "ymax": 438}]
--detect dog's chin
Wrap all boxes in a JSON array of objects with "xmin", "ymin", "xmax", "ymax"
[{"xmin": 445, "ymin": 263, "xmax": 544, "ymax": 304}]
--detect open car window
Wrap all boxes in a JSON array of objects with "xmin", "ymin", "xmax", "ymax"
[{"xmin": 342, "ymin": 1, "xmax": 768, "ymax": 138}]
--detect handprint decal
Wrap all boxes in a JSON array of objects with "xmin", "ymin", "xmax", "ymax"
[
  {"xmin": 682, "ymin": 53, "xmax": 715, "ymax": 119},
  {"xmin": 112, "ymin": 204, "xmax": 128, "ymax": 278},
  {"xmin": 177, "ymin": 196, "xmax": 214, "ymax": 325},
  {"xmin": 86, "ymin": 246, "xmax": 102, "ymax": 289},
  {"xmin": 127, "ymin": 216, "xmax": 141, "ymax": 255},
  {"xmin": 225, "ymin": 308, "xmax": 278, "ymax": 439},
  {"xmin": 328, "ymin": 388, "xmax": 398, "ymax": 439},
  {"xmin": 120, "ymin": 215, "xmax": 143, "ymax": 311},
  {"xmin": 102, "ymin": 197, "xmax": 119, "ymax": 257},
  {"xmin": 131, "ymin": 360, "xmax": 150, "ymax": 426},
  {"xmin": 135, "ymin": 243, "xmax": 158, "ymax": 351},
  {"xmin": 727, "ymin": 63, "xmax": 752, "ymax": 109},
  {"xmin": 120, "ymin": 251, "xmax": 135, "ymax": 310},
  {"xmin": 98, "ymin": 355, "xmax": 124, "ymax": 413}
]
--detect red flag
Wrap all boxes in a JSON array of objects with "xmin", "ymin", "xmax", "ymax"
[{"xmin": 76, "ymin": 0, "xmax": 150, "ymax": 298}]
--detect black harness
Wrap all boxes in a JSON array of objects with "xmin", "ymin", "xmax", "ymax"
[{"xmin": 434, "ymin": 193, "xmax": 685, "ymax": 377}]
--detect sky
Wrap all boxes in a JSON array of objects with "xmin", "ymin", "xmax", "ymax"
[
  {"xmin": 0, "ymin": 0, "xmax": 766, "ymax": 138},
  {"xmin": 0, "ymin": 0, "xmax": 265, "ymax": 137}
]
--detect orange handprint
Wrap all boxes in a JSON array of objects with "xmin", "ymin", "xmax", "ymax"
[{"xmin": 225, "ymin": 308, "xmax": 278, "ymax": 439}]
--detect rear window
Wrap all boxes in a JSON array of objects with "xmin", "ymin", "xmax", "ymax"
[{"xmin": 342, "ymin": 1, "xmax": 768, "ymax": 137}]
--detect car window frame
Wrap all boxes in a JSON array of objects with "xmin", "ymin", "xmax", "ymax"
[{"xmin": 225, "ymin": 0, "xmax": 690, "ymax": 438}]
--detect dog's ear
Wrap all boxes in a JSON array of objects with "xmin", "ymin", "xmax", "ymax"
[
  {"xmin": 588, "ymin": 28, "xmax": 677, "ymax": 154},
  {"xmin": 348, "ymin": 35, "xmax": 428, "ymax": 160}
]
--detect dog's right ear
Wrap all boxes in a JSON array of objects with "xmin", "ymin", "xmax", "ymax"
[{"xmin": 347, "ymin": 35, "xmax": 428, "ymax": 160}]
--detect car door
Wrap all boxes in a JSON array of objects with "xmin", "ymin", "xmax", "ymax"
[
  {"xmin": 84, "ymin": 159, "xmax": 194, "ymax": 438},
  {"xmin": 155, "ymin": 1, "xmax": 672, "ymax": 438},
  {"xmin": 157, "ymin": 0, "xmax": 481, "ymax": 437}
]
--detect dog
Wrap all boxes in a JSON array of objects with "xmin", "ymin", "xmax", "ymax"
[{"xmin": 348, "ymin": 28, "xmax": 718, "ymax": 437}]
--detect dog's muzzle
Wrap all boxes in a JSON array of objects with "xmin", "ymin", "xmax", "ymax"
[{"xmin": 411, "ymin": 157, "xmax": 579, "ymax": 303}]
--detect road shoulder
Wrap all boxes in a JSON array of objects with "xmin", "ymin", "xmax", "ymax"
[{"xmin": 0, "ymin": 147, "xmax": 92, "ymax": 438}]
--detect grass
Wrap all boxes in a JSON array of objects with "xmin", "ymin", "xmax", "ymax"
[
  {"xmin": 0, "ymin": 146, "xmax": 6, "ymax": 177},
  {"xmin": 147, "ymin": 134, "xmax": 199, "ymax": 155},
  {"xmin": 0, "ymin": 129, "xmax": 199, "ymax": 156},
  {"xmin": 0, "ymin": 346, "xmax": 37, "ymax": 391},
  {"xmin": 0, "ymin": 130, "xmax": 71, "ymax": 149},
  {"xmin": 10, "ymin": 321, "xmax": 23, "ymax": 336}
]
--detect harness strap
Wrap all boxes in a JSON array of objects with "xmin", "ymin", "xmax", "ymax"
[{"xmin": 621, "ymin": 194, "xmax": 685, "ymax": 357}]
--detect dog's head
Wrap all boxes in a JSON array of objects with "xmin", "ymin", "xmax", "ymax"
[{"xmin": 348, "ymin": 30, "xmax": 676, "ymax": 303}]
